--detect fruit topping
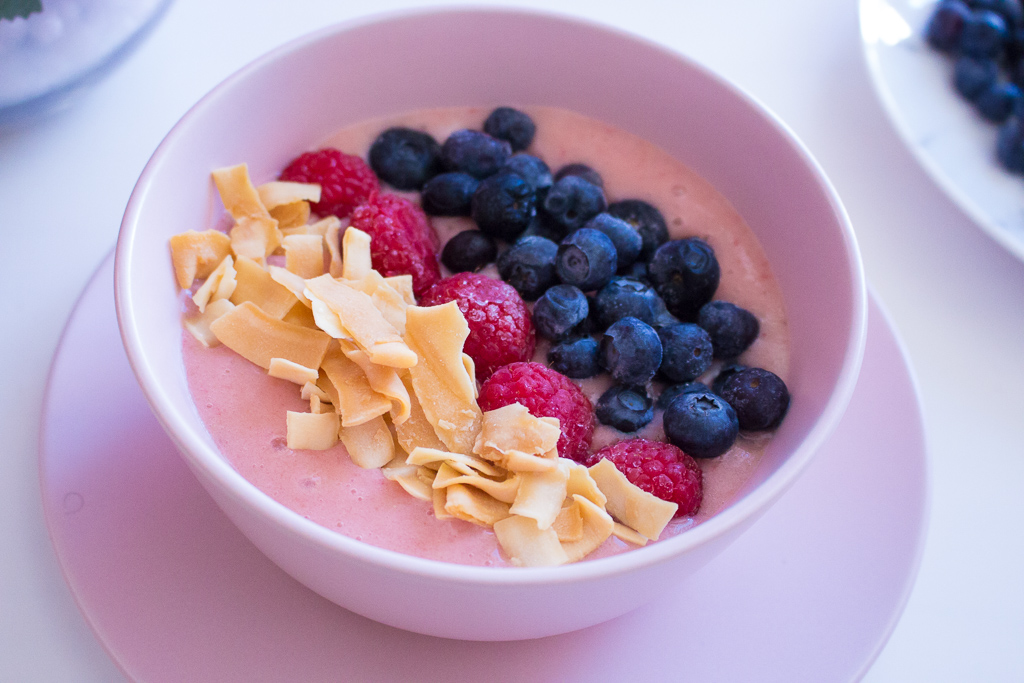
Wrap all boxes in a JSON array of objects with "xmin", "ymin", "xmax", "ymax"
[
  {"xmin": 547, "ymin": 336, "xmax": 601, "ymax": 379},
  {"xmin": 441, "ymin": 129, "xmax": 512, "ymax": 179},
  {"xmin": 368, "ymin": 127, "xmax": 443, "ymax": 191},
  {"xmin": 656, "ymin": 381, "xmax": 710, "ymax": 410},
  {"xmin": 657, "ymin": 322, "xmax": 714, "ymax": 383},
  {"xmin": 696, "ymin": 300, "xmax": 760, "ymax": 359},
  {"xmin": 503, "ymin": 153, "xmax": 554, "ymax": 195},
  {"xmin": 348, "ymin": 193, "xmax": 441, "ymax": 296},
  {"xmin": 584, "ymin": 212, "xmax": 643, "ymax": 272},
  {"xmin": 440, "ymin": 229, "xmax": 497, "ymax": 273},
  {"xmin": 421, "ymin": 172, "xmax": 479, "ymax": 216},
  {"xmin": 711, "ymin": 362, "xmax": 747, "ymax": 395},
  {"xmin": 555, "ymin": 227, "xmax": 618, "ymax": 291},
  {"xmin": 648, "ymin": 237, "xmax": 720, "ymax": 321},
  {"xmin": 483, "ymin": 107, "xmax": 537, "ymax": 152},
  {"xmin": 596, "ymin": 385, "xmax": 655, "ymax": 432},
  {"xmin": 532, "ymin": 284, "xmax": 589, "ymax": 341},
  {"xmin": 599, "ymin": 316, "xmax": 663, "ymax": 386},
  {"xmin": 553, "ymin": 162, "xmax": 604, "ymax": 189},
  {"xmin": 279, "ymin": 148, "xmax": 378, "ymax": 219},
  {"xmin": 606, "ymin": 199, "xmax": 670, "ymax": 261},
  {"xmin": 471, "ymin": 169, "xmax": 537, "ymax": 241},
  {"xmin": 717, "ymin": 367, "xmax": 791, "ymax": 431},
  {"xmin": 663, "ymin": 391, "xmax": 739, "ymax": 459},
  {"xmin": 927, "ymin": 0, "xmax": 971, "ymax": 52},
  {"xmin": 592, "ymin": 276, "xmax": 662, "ymax": 329},
  {"xmin": 496, "ymin": 235, "xmax": 559, "ymax": 301},
  {"xmin": 589, "ymin": 438, "xmax": 703, "ymax": 517},
  {"xmin": 542, "ymin": 175, "xmax": 607, "ymax": 233}
]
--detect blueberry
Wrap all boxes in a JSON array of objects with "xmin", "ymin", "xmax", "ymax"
[
  {"xmin": 503, "ymin": 153, "xmax": 553, "ymax": 195},
  {"xmin": 556, "ymin": 228, "xmax": 618, "ymax": 291},
  {"xmin": 650, "ymin": 295, "xmax": 682, "ymax": 329},
  {"xmin": 656, "ymin": 382, "xmax": 709, "ymax": 410},
  {"xmin": 592, "ymin": 277, "xmax": 661, "ymax": 328},
  {"xmin": 533, "ymin": 284, "xmax": 589, "ymax": 341},
  {"xmin": 926, "ymin": 0, "xmax": 972, "ymax": 51},
  {"xmin": 368, "ymin": 127, "xmax": 443, "ymax": 190},
  {"xmin": 696, "ymin": 300, "xmax": 760, "ymax": 359},
  {"xmin": 711, "ymin": 363, "xmax": 747, "ymax": 395},
  {"xmin": 623, "ymin": 260, "xmax": 650, "ymax": 283},
  {"xmin": 483, "ymin": 107, "xmax": 536, "ymax": 152},
  {"xmin": 519, "ymin": 212, "xmax": 565, "ymax": 242},
  {"xmin": 421, "ymin": 172, "xmax": 479, "ymax": 216},
  {"xmin": 584, "ymin": 213, "xmax": 643, "ymax": 272},
  {"xmin": 663, "ymin": 391, "xmax": 739, "ymax": 459},
  {"xmin": 548, "ymin": 337, "xmax": 601, "ymax": 378},
  {"xmin": 954, "ymin": 56, "xmax": 1000, "ymax": 99},
  {"xmin": 648, "ymin": 238, "xmax": 721, "ymax": 321},
  {"xmin": 961, "ymin": 9, "xmax": 1009, "ymax": 58},
  {"xmin": 471, "ymin": 170, "xmax": 536, "ymax": 241},
  {"xmin": 976, "ymin": 81, "xmax": 1023, "ymax": 121},
  {"xmin": 596, "ymin": 385, "xmax": 654, "ymax": 432},
  {"xmin": 606, "ymin": 199, "xmax": 670, "ymax": 261},
  {"xmin": 997, "ymin": 116, "xmax": 1024, "ymax": 171},
  {"xmin": 600, "ymin": 317, "xmax": 663, "ymax": 385},
  {"xmin": 496, "ymin": 235, "xmax": 559, "ymax": 301},
  {"xmin": 718, "ymin": 368, "xmax": 790, "ymax": 431},
  {"xmin": 441, "ymin": 129, "xmax": 512, "ymax": 179},
  {"xmin": 553, "ymin": 163, "xmax": 604, "ymax": 189},
  {"xmin": 440, "ymin": 230, "xmax": 497, "ymax": 273},
  {"xmin": 543, "ymin": 176, "xmax": 607, "ymax": 233},
  {"xmin": 658, "ymin": 323, "xmax": 714, "ymax": 383}
]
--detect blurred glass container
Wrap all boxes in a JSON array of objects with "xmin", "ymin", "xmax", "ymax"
[{"xmin": 0, "ymin": 0, "xmax": 173, "ymax": 126}]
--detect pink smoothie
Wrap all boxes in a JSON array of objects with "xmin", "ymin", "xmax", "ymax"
[{"xmin": 183, "ymin": 106, "xmax": 789, "ymax": 567}]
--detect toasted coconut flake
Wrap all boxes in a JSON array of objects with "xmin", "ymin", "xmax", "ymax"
[
  {"xmin": 383, "ymin": 275, "xmax": 415, "ymax": 305},
  {"xmin": 432, "ymin": 463, "xmax": 520, "ymax": 504},
  {"xmin": 271, "ymin": 202, "xmax": 311, "ymax": 231},
  {"xmin": 282, "ymin": 234, "xmax": 325, "ymax": 279},
  {"xmin": 192, "ymin": 255, "xmax": 237, "ymax": 313},
  {"xmin": 339, "ymin": 415, "xmax": 394, "ymax": 469},
  {"xmin": 230, "ymin": 214, "xmax": 281, "ymax": 261},
  {"xmin": 209, "ymin": 301, "xmax": 332, "ymax": 370},
  {"xmin": 560, "ymin": 495, "xmax": 615, "ymax": 563},
  {"xmin": 338, "ymin": 341, "xmax": 411, "ymax": 424},
  {"xmin": 212, "ymin": 164, "xmax": 272, "ymax": 220},
  {"xmin": 286, "ymin": 410, "xmax": 339, "ymax": 450},
  {"xmin": 341, "ymin": 227, "xmax": 373, "ymax": 281},
  {"xmin": 183, "ymin": 298, "xmax": 235, "ymax": 347},
  {"xmin": 282, "ymin": 302, "xmax": 318, "ymax": 329},
  {"xmin": 475, "ymin": 403, "xmax": 560, "ymax": 458},
  {"xmin": 324, "ymin": 218, "xmax": 345, "ymax": 277},
  {"xmin": 230, "ymin": 256, "xmax": 298, "ymax": 319},
  {"xmin": 406, "ymin": 447, "xmax": 502, "ymax": 477},
  {"xmin": 268, "ymin": 357, "xmax": 319, "ymax": 385},
  {"xmin": 552, "ymin": 501, "xmax": 584, "ymax": 542},
  {"xmin": 169, "ymin": 230, "xmax": 231, "ymax": 289},
  {"xmin": 432, "ymin": 485, "xmax": 451, "ymax": 520},
  {"xmin": 588, "ymin": 459, "xmax": 677, "ymax": 540},
  {"xmin": 612, "ymin": 523, "xmax": 649, "ymax": 547},
  {"xmin": 566, "ymin": 461, "xmax": 608, "ymax": 508},
  {"xmin": 320, "ymin": 347, "xmax": 391, "ymax": 427},
  {"xmin": 257, "ymin": 181, "xmax": 321, "ymax": 209},
  {"xmin": 493, "ymin": 516, "xmax": 568, "ymax": 567},
  {"xmin": 300, "ymin": 381, "xmax": 332, "ymax": 404},
  {"xmin": 502, "ymin": 450, "xmax": 560, "ymax": 472},
  {"xmin": 444, "ymin": 484, "xmax": 511, "ymax": 527},
  {"xmin": 509, "ymin": 461, "xmax": 570, "ymax": 530},
  {"xmin": 404, "ymin": 303, "xmax": 481, "ymax": 454},
  {"xmin": 394, "ymin": 376, "xmax": 446, "ymax": 454}
]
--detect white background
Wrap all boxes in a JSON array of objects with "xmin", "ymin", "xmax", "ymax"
[{"xmin": 2, "ymin": 0, "xmax": 1022, "ymax": 680}]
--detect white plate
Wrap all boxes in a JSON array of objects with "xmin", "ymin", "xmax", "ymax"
[
  {"xmin": 40, "ymin": 253, "xmax": 927, "ymax": 682},
  {"xmin": 861, "ymin": 0, "xmax": 1024, "ymax": 261}
]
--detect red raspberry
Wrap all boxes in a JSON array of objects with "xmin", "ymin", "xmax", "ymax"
[
  {"xmin": 478, "ymin": 362, "xmax": 594, "ymax": 463},
  {"xmin": 348, "ymin": 193, "xmax": 441, "ymax": 296},
  {"xmin": 280, "ymin": 148, "xmax": 379, "ymax": 219},
  {"xmin": 420, "ymin": 274, "xmax": 535, "ymax": 380},
  {"xmin": 590, "ymin": 439, "xmax": 703, "ymax": 517}
]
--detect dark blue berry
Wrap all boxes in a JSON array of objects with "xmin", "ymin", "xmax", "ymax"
[
  {"xmin": 556, "ymin": 228, "xmax": 618, "ymax": 291},
  {"xmin": 606, "ymin": 199, "xmax": 670, "ymax": 261},
  {"xmin": 532, "ymin": 284, "xmax": 589, "ymax": 341},
  {"xmin": 711, "ymin": 363, "xmax": 747, "ymax": 395},
  {"xmin": 656, "ymin": 382, "xmax": 709, "ymax": 410},
  {"xmin": 599, "ymin": 317, "xmax": 663, "ymax": 385},
  {"xmin": 976, "ymin": 81, "xmax": 1023, "ymax": 120},
  {"xmin": 503, "ymin": 153, "xmax": 553, "ymax": 195},
  {"xmin": 997, "ymin": 116, "xmax": 1024, "ymax": 171},
  {"xmin": 961, "ymin": 9, "xmax": 1009, "ymax": 58},
  {"xmin": 440, "ymin": 230, "xmax": 497, "ymax": 273},
  {"xmin": 548, "ymin": 337, "xmax": 601, "ymax": 378},
  {"xmin": 718, "ymin": 367, "xmax": 790, "ymax": 431},
  {"xmin": 368, "ymin": 127, "xmax": 442, "ymax": 190},
  {"xmin": 441, "ymin": 129, "xmax": 512, "ymax": 179},
  {"xmin": 596, "ymin": 385, "xmax": 654, "ymax": 432},
  {"xmin": 584, "ymin": 213, "xmax": 643, "ymax": 272},
  {"xmin": 553, "ymin": 163, "xmax": 604, "ymax": 189},
  {"xmin": 648, "ymin": 238, "xmax": 721, "ymax": 321},
  {"xmin": 543, "ymin": 176, "xmax": 607, "ymax": 233},
  {"xmin": 954, "ymin": 56, "xmax": 1000, "ymax": 99},
  {"xmin": 592, "ymin": 277, "xmax": 661, "ymax": 328},
  {"xmin": 927, "ymin": 1, "xmax": 972, "ymax": 51},
  {"xmin": 496, "ymin": 235, "xmax": 559, "ymax": 301},
  {"xmin": 658, "ymin": 323, "xmax": 714, "ymax": 383},
  {"xmin": 471, "ymin": 170, "xmax": 536, "ymax": 241},
  {"xmin": 697, "ymin": 300, "xmax": 760, "ymax": 359},
  {"xmin": 519, "ymin": 211, "xmax": 565, "ymax": 242},
  {"xmin": 650, "ymin": 293, "xmax": 681, "ymax": 329},
  {"xmin": 623, "ymin": 260, "xmax": 650, "ymax": 283},
  {"xmin": 421, "ymin": 172, "xmax": 479, "ymax": 216},
  {"xmin": 663, "ymin": 391, "xmax": 739, "ymax": 459},
  {"xmin": 483, "ymin": 107, "xmax": 536, "ymax": 152}
]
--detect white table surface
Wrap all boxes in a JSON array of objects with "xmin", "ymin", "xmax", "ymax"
[{"xmin": 2, "ymin": 0, "xmax": 1022, "ymax": 680}]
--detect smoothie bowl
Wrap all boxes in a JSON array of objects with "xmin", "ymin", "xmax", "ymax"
[{"xmin": 115, "ymin": 8, "xmax": 866, "ymax": 640}]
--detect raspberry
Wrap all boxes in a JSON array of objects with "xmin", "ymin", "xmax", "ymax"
[
  {"xmin": 279, "ymin": 148, "xmax": 379, "ymax": 219},
  {"xmin": 478, "ymin": 362, "xmax": 594, "ymax": 463},
  {"xmin": 420, "ymin": 274, "xmax": 535, "ymax": 380},
  {"xmin": 348, "ymin": 193, "xmax": 441, "ymax": 296},
  {"xmin": 589, "ymin": 438, "xmax": 703, "ymax": 517}
]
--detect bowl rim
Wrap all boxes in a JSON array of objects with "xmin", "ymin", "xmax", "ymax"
[{"xmin": 115, "ymin": 5, "xmax": 867, "ymax": 587}]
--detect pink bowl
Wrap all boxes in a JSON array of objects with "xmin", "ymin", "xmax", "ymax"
[{"xmin": 115, "ymin": 8, "xmax": 866, "ymax": 641}]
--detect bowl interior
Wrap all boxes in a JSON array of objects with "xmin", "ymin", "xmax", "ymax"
[{"xmin": 117, "ymin": 8, "xmax": 865, "ymax": 578}]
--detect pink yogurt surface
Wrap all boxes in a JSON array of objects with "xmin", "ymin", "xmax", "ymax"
[{"xmin": 183, "ymin": 106, "xmax": 790, "ymax": 567}]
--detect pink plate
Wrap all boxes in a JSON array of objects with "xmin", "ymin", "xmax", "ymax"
[{"xmin": 41, "ymin": 253, "xmax": 926, "ymax": 681}]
